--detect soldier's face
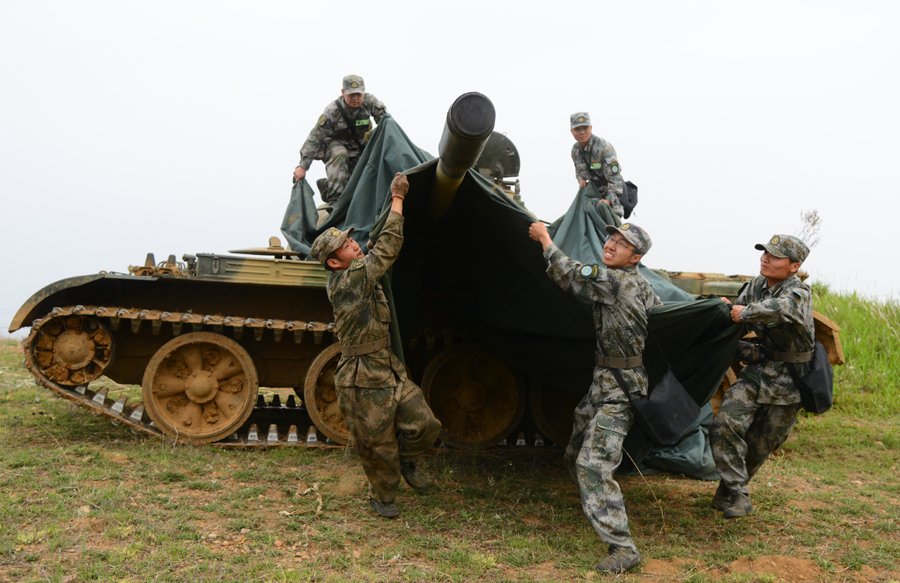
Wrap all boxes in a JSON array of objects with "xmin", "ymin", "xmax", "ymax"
[
  {"xmin": 571, "ymin": 125, "xmax": 592, "ymax": 146},
  {"xmin": 342, "ymin": 90, "xmax": 365, "ymax": 108},
  {"xmin": 602, "ymin": 235, "xmax": 641, "ymax": 269},
  {"xmin": 328, "ymin": 238, "xmax": 364, "ymax": 270},
  {"xmin": 759, "ymin": 252, "xmax": 800, "ymax": 283}
]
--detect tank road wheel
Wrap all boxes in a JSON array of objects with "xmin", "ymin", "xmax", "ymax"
[
  {"xmin": 31, "ymin": 315, "xmax": 114, "ymax": 386},
  {"xmin": 530, "ymin": 381, "xmax": 583, "ymax": 448},
  {"xmin": 141, "ymin": 332, "xmax": 258, "ymax": 444},
  {"xmin": 303, "ymin": 343, "xmax": 350, "ymax": 445},
  {"xmin": 422, "ymin": 344, "xmax": 525, "ymax": 449}
]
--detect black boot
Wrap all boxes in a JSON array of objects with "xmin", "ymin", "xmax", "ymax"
[
  {"xmin": 596, "ymin": 544, "xmax": 642, "ymax": 573},
  {"xmin": 400, "ymin": 461, "xmax": 430, "ymax": 492},
  {"xmin": 316, "ymin": 178, "xmax": 328, "ymax": 198},
  {"xmin": 712, "ymin": 481, "xmax": 736, "ymax": 511},
  {"xmin": 722, "ymin": 492, "xmax": 753, "ymax": 519},
  {"xmin": 369, "ymin": 498, "xmax": 400, "ymax": 519}
]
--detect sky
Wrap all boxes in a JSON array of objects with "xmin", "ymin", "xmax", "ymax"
[{"xmin": 2, "ymin": 1, "xmax": 898, "ymax": 337}]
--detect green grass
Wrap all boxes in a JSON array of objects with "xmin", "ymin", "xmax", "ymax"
[{"xmin": 2, "ymin": 288, "xmax": 900, "ymax": 583}]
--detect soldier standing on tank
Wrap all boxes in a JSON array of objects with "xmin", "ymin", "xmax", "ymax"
[
  {"xmin": 711, "ymin": 235, "xmax": 813, "ymax": 519},
  {"xmin": 309, "ymin": 172, "xmax": 441, "ymax": 519},
  {"xmin": 528, "ymin": 220, "xmax": 661, "ymax": 574},
  {"xmin": 293, "ymin": 75, "xmax": 388, "ymax": 206},
  {"xmin": 570, "ymin": 112, "xmax": 625, "ymax": 218}
]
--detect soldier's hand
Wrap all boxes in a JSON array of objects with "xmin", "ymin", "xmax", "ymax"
[
  {"xmin": 390, "ymin": 172, "xmax": 409, "ymax": 198},
  {"xmin": 367, "ymin": 240, "xmax": 374, "ymax": 250},
  {"xmin": 730, "ymin": 305, "xmax": 745, "ymax": 323},
  {"xmin": 293, "ymin": 167, "xmax": 306, "ymax": 182},
  {"xmin": 720, "ymin": 297, "xmax": 732, "ymax": 305},
  {"xmin": 528, "ymin": 222, "xmax": 551, "ymax": 246},
  {"xmin": 579, "ymin": 179, "xmax": 587, "ymax": 188},
  {"xmin": 598, "ymin": 199, "xmax": 610, "ymax": 206}
]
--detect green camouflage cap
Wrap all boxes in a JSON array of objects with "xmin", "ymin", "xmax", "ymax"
[
  {"xmin": 342, "ymin": 75, "xmax": 365, "ymax": 95},
  {"xmin": 570, "ymin": 112, "xmax": 591, "ymax": 128},
  {"xmin": 310, "ymin": 226, "xmax": 355, "ymax": 264},
  {"xmin": 755, "ymin": 234, "xmax": 809, "ymax": 263},
  {"xmin": 605, "ymin": 223, "xmax": 652, "ymax": 255}
]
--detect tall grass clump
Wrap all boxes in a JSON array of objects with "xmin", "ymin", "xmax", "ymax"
[{"xmin": 811, "ymin": 281, "xmax": 900, "ymax": 418}]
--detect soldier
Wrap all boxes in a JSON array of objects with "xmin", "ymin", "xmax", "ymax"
[
  {"xmin": 309, "ymin": 172, "xmax": 441, "ymax": 519},
  {"xmin": 570, "ymin": 112, "xmax": 625, "ymax": 217},
  {"xmin": 528, "ymin": 220, "xmax": 661, "ymax": 574},
  {"xmin": 711, "ymin": 234, "xmax": 813, "ymax": 519},
  {"xmin": 293, "ymin": 75, "xmax": 388, "ymax": 205}
]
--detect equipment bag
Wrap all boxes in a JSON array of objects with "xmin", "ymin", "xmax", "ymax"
[
  {"xmin": 600, "ymin": 330, "xmax": 700, "ymax": 445},
  {"xmin": 787, "ymin": 341, "xmax": 834, "ymax": 414},
  {"xmin": 621, "ymin": 181, "xmax": 638, "ymax": 219}
]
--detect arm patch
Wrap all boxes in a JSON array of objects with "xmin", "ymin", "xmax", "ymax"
[
  {"xmin": 580, "ymin": 264, "xmax": 599, "ymax": 278},
  {"xmin": 350, "ymin": 258, "xmax": 366, "ymax": 270}
]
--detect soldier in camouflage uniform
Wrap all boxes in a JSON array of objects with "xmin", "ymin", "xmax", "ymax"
[
  {"xmin": 309, "ymin": 172, "xmax": 441, "ymax": 519},
  {"xmin": 711, "ymin": 234, "xmax": 813, "ymax": 519},
  {"xmin": 570, "ymin": 112, "xmax": 625, "ymax": 217},
  {"xmin": 293, "ymin": 75, "xmax": 388, "ymax": 205},
  {"xmin": 529, "ymin": 220, "xmax": 662, "ymax": 574}
]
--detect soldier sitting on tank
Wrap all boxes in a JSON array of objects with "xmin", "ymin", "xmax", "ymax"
[
  {"xmin": 309, "ymin": 172, "xmax": 441, "ymax": 519},
  {"xmin": 293, "ymin": 75, "xmax": 388, "ymax": 207},
  {"xmin": 528, "ymin": 220, "xmax": 661, "ymax": 574},
  {"xmin": 711, "ymin": 235, "xmax": 813, "ymax": 519},
  {"xmin": 570, "ymin": 112, "xmax": 625, "ymax": 218}
]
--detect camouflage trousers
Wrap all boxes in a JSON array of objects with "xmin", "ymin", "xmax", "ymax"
[
  {"xmin": 565, "ymin": 380, "xmax": 637, "ymax": 551},
  {"xmin": 322, "ymin": 141, "xmax": 361, "ymax": 205},
  {"xmin": 336, "ymin": 378, "xmax": 441, "ymax": 504},
  {"xmin": 710, "ymin": 378, "xmax": 802, "ymax": 495}
]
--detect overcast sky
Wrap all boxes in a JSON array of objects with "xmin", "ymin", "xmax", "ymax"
[{"xmin": 2, "ymin": 1, "xmax": 898, "ymax": 336}]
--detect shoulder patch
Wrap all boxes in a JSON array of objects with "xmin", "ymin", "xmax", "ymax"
[
  {"xmin": 318, "ymin": 115, "xmax": 327, "ymax": 126},
  {"xmin": 349, "ymin": 258, "xmax": 365, "ymax": 270},
  {"xmin": 609, "ymin": 158, "xmax": 620, "ymax": 174},
  {"xmin": 580, "ymin": 264, "xmax": 599, "ymax": 278}
]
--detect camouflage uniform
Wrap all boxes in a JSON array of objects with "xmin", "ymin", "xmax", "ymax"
[
  {"xmin": 711, "ymin": 235, "xmax": 814, "ymax": 496},
  {"xmin": 317, "ymin": 213, "xmax": 441, "ymax": 504},
  {"xmin": 570, "ymin": 114, "xmax": 625, "ymax": 218},
  {"xmin": 543, "ymin": 223, "xmax": 662, "ymax": 551},
  {"xmin": 297, "ymin": 80, "xmax": 387, "ymax": 205}
]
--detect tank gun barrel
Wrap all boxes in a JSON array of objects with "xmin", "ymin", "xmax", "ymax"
[{"xmin": 430, "ymin": 92, "xmax": 495, "ymax": 216}]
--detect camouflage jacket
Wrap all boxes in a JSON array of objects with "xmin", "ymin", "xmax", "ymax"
[
  {"xmin": 571, "ymin": 134, "xmax": 625, "ymax": 216},
  {"xmin": 297, "ymin": 93, "xmax": 388, "ymax": 170},
  {"xmin": 544, "ymin": 243, "xmax": 662, "ymax": 400},
  {"xmin": 327, "ymin": 211, "xmax": 404, "ymax": 388},
  {"xmin": 735, "ymin": 274, "xmax": 815, "ymax": 405}
]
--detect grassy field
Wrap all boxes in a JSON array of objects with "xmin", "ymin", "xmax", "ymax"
[{"xmin": 1, "ymin": 288, "xmax": 898, "ymax": 582}]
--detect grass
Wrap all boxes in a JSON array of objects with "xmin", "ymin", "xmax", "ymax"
[{"xmin": 1, "ymin": 287, "xmax": 899, "ymax": 582}]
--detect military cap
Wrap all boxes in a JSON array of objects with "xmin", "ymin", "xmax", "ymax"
[
  {"xmin": 755, "ymin": 234, "xmax": 809, "ymax": 264},
  {"xmin": 310, "ymin": 226, "xmax": 355, "ymax": 264},
  {"xmin": 342, "ymin": 75, "xmax": 365, "ymax": 95},
  {"xmin": 605, "ymin": 223, "xmax": 652, "ymax": 255},
  {"xmin": 570, "ymin": 112, "xmax": 591, "ymax": 129}
]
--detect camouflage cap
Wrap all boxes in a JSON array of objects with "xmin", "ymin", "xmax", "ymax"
[
  {"xmin": 754, "ymin": 234, "xmax": 809, "ymax": 264},
  {"xmin": 342, "ymin": 75, "xmax": 365, "ymax": 95},
  {"xmin": 310, "ymin": 227, "xmax": 355, "ymax": 264},
  {"xmin": 570, "ymin": 112, "xmax": 591, "ymax": 128},
  {"xmin": 605, "ymin": 223, "xmax": 652, "ymax": 255}
]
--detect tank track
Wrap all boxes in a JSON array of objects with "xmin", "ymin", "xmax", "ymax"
[{"xmin": 21, "ymin": 305, "xmax": 558, "ymax": 451}]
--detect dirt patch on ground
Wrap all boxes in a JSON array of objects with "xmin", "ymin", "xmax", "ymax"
[{"xmin": 728, "ymin": 555, "xmax": 821, "ymax": 582}]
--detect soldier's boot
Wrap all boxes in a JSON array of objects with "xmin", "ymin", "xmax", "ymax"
[
  {"xmin": 369, "ymin": 498, "xmax": 400, "ymax": 519},
  {"xmin": 722, "ymin": 492, "xmax": 753, "ymax": 519},
  {"xmin": 400, "ymin": 461, "xmax": 430, "ymax": 492},
  {"xmin": 596, "ymin": 544, "xmax": 642, "ymax": 574},
  {"xmin": 316, "ymin": 178, "xmax": 328, "ymax": 198},
  {"xmin": 712, "ymin": 481, "xmax": 736, "ymax": 512}
]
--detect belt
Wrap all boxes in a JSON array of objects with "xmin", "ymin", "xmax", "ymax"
[
  {"xmin": 341, "ymin": 335, "xmax": 391, "ymax": 357},
  {"xmin": 769, "ymin": 350, "xmax": 813, "ymax": 363},
  {"xmin": 596, "ymin": 354, "xmax": 643, "ymax": 369}
]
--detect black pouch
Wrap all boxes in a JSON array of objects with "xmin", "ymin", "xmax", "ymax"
[
  {"xmin": 630, "ymin": 366, "xmax": 701, "ymax": 445},
  {"xmin": 788, "ymin": 341, "xmax": 834, "ymax": 414},
  {"xmin": 737, "ymin": 340, "xmax": 767, "ymax": 364}
]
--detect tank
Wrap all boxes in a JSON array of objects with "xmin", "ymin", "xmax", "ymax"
[{"xmin": 8, "ymin": 93, "xmax": 844, "ymax": 452}]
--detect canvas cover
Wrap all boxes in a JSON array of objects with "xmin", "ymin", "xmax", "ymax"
[{"xmin": 282, "ymin": 117, "xmax": 741, "ymax": 473}]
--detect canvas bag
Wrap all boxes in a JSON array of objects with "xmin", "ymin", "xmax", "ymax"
[
  {"xmin": 599, "ymin": 331, "xmax": 700, "ymax": 445},
  {"xmin": 787, "ymin": 341, "xmax": 834, "ymax": 414}
]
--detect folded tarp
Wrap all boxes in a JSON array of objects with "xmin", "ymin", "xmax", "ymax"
[{"xmin": 282, "ymin": 116, "xmax": 741, "ymax": 470}]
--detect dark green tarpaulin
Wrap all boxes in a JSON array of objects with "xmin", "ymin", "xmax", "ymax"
[{"xmin": 281, "ymin": 117, "xmax": 741, "ymax": 472}]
